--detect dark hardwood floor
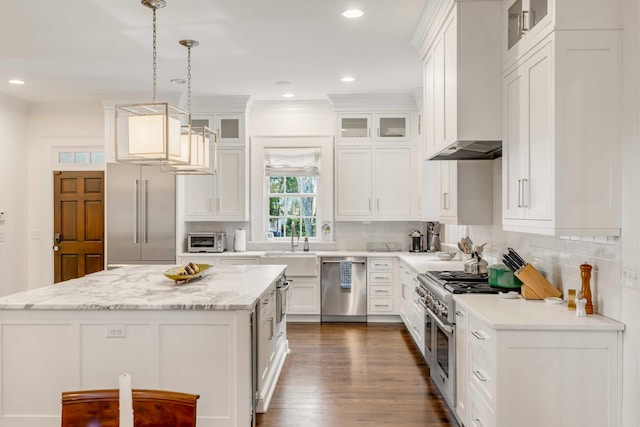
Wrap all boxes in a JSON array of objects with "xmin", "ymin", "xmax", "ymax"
[{"xmin": 256, "ymin": 323, "xmax": 459, "ymax": 427}]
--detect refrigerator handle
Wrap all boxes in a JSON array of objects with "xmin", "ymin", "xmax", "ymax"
[
  {"xmin": 143, "ymin": 180, "xmax": 149, "ymax": 243},
  {"xmin": 133, "ymin": 179, "xmax": 139, "ymax": 244}
]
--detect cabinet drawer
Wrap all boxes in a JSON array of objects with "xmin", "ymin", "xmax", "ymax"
[
  {"xmin": 368, "ymin": 284, "xmax": 394, "ymax": 297},
  {"xmin": 219, "ymin": 257, "xmax": 258, "ymax": 265},
  {"xmin": 468, "ymin": 315, "xmax": 496, "ymax": 359},
  {"xmin": 469, "ymin": 346, "xmax": 496, "ymax": 406},
  {"xmin": 469, "ymin": 386, "xmax": 496, "ymax": 427},
  {"xmin": 368, "ymin": 298, "xmax": 394, "ymax": 313},
  {"xmin": 368, "ymin": 258, "xmax": 394, "ymax": 270},
  {"xmin": 368, "ymin": 271, "xmax": 393, "ymax": 283}
]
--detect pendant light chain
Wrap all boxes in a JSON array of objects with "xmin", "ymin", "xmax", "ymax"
[
  {"xmin": 187, "ymin": 45, "xmax": 192, "ymax": 114},
  {"xmin": 152, "ymin": 7, "xmax": 158, "ymax": 103}
]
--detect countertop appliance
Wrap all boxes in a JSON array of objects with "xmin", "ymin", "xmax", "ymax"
[
  {"xmin": 321, "ymin": 257, "xmax": 367, "ymax": 322},
  {"xmin": 106, "ymin": 163, "xmax": 175, "ymax": 265},
  {"xmin": 415, "ymin": 270, "xmax": 499, "ymax": 417},
  {"xmin": 409, "ymin": 230, "xmax": 423, "ymax": 252},
  {"xmin": 188, "ymin": 232, "xmax": 227, "ymax": 253}
]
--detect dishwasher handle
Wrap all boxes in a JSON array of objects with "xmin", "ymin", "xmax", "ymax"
[{"xmin": 322, "ymin": 261, "xmax": 366, "ymax": 265}]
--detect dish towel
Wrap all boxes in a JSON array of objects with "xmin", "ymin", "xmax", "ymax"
[{"xmin": 340, "ymin": 260, "xmax": 352, "ymax": 289}]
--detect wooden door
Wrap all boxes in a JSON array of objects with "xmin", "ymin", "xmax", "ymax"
[{"xmin": 53, "ymin": 171, "xmax": 104, "ymax": 283}]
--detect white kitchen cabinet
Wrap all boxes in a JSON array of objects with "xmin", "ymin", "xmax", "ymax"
[
  {"xmin": 439, "ymin": 160, "xmax": 493, "ymax": 225},
  {"xmin": 257, "ymin": 285, "xmax": 277, "ymax": 406},
  {"xmin": 337, "ymin": 113, "xmax": 371, "ymax": 144},
  {"xmin": 374, "ymin": 113, "xmax": 410, "ymax": 143},
  {"xmin": 183, "ymin": 148, "xmax": 248, "ymax": 221},
  {"xmin": 503, "ymin": 0, "xmax": 621, "ymax": 70},
  {"xmin": 287, "ymin": 277, "xmax": 320, "ymax": 315},
  {"xmin": 418, "ymin": 0, "xmax": 502, "ymax": 160},
  {"xmin": 337, "ymin": 113, "xmax": 411, "ymax": 145},
  {"xmin": 335, "ymin": 147, "xmax": 419, "ymax": 221},
  {"xmin": 502, "ymin": 31, "xmax": 621, "ymax": 235},
  {"xmin": 455, "ymin": 296, "xmax": 623, "ymax": 427},
  {"xmin": 191, "ymin": 113, "xmax": 245, "ymax": 145},
  {"xmin": 367, "ymin": 258, "xmax": 398, "ymax": 316},
  {"xmin": 454, "ymin": 305, "xmax": 469, "ymax": 426}
]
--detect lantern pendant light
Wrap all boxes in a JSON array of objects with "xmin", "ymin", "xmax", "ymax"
[
  {"xmin": 115, "ymin": 0, "xmax": 190, "ymax": 165},
  {"xmin": 162, "ymin": 40, "xmax": 217, "ymax": 175}
]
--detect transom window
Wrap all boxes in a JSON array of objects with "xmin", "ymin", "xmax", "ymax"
[{"xmin": 268, "ymin": 176, "xmax": 317, "ymax": 238}]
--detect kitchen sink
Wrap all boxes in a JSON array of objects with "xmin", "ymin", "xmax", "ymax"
[
  {"xmin": 263, "ymin": 251, "xmax": 316, "ymax": 256},
  {"xmin": 260, "ymin": 252, "xmax": 318, "ymax": 276}
]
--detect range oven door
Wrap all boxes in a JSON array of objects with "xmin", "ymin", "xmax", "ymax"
[
  {"xmin": 426, "ymin": 306, "xmax": 456, "ymax": 410},
  {"xmin": 422, "ymin": 301, "xmax": 436, "ymax": 368}
]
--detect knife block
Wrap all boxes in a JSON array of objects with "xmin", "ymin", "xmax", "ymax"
[{"xmin": 515, "ymin": 264, "xmax": 562, "ymax": 300}]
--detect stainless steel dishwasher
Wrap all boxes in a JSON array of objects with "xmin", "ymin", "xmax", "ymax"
[{"xmin": 321, "ymin": 257, "xmax": 367, "ymax": 322}]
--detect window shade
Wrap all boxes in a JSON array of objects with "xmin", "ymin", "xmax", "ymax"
[{"xmin": 264, "ymin": 147, "xmax": 320, "ymax": 176}]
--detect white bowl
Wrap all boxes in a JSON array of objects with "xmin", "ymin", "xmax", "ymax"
[{"xmin": 436, "ymin": 251, "xmax": 456, "ymax": 260}]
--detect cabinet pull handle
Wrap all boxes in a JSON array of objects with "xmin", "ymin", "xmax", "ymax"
[
  {"xmin": 133, "ymin": 179, "xmax": 139, "ymax": 244},
  {"xmin": 374, "ymin": 304, "xmax": 388, "ymax": 308},
  {"xmin": 471, "ymin": 330, "xmax": 486, "ymax": 340},
  {"xmin": 517, "ymin": 179, "xmax": 522, "ymax": 207},
  {"xmin": 473, "ymin": 370, "xmax": 488, "ymax": 382},
  {"xmin": 143, "ymin": 180, "xmax": 149, "ymax": 243},
  {"xmin": 522, "ymin": 10, "xmax": 530, "ymax": 32},
  {"xmin": 522, "ymin": 178, "xmax": 528, "ymax": 208},
  {"xmin": 472, "ymin": 419, "xmax": 484, "ymax": 427},
  {"xmin": 374, "ymin": 290, "xmax": 386, "ymax": 293},
  {"xmin": 369, "ymin": 198, "xmax": 371, "ymax": 211},
  {"xmin": 377, "ymin": 198, "xmax": 380, "ymax": 212},
  {"xmin": 269, "ymin": 317, "xmax": 274, "ymax": 339},
  {"xmin": 377, "ymin": 127, "xmax": 380, "ymax": 137},
  {"xmin": 455, "ymin": 310, "xmax": 464, "ymax": 317}
]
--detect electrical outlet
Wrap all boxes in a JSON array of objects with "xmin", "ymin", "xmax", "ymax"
[
  {"xmin": 622, "ymin": 262, "xmax": 639, "ymax": 289},
  {"xmin": 105, "ymin": 325, "xmax": 126, "ymax": 338}
]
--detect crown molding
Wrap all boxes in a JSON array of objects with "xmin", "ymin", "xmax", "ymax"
[{"xmin": 327, "ymin": 93, "xmax": 418, "ymax": 111}]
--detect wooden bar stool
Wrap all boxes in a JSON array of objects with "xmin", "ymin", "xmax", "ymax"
[{"xmin": 61, "ymin": 389, "xmax": 199, "ymax": 427}]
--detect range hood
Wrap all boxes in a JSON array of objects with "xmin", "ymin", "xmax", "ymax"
[{"xmin": 428, "ymin": 140, "xmax": 502, "ymax": 161}]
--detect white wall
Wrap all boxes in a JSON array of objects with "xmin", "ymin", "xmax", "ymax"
[
  {"xmin": 25, "ymin": 103, "xmax": 104, "ymax": 289},
  {"xmin": 0, "ymin": 95, "xmax": 28, "ymax": 296}
]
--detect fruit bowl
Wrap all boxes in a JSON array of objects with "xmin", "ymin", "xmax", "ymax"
[{"xmin": 164, "ymin": 263, "xmax": 212, "ymax": 284}]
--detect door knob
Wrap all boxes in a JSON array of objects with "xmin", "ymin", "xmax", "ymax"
[
  {"xmin": 53, "ymin": 245, "xmax": 59, "ymax": 252},
  {"xmin": 54, "ymin": 233, "xmax": 61, "ymax": 243}
]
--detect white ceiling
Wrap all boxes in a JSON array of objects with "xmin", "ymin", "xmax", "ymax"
[{"xmin": 0, "ymin": 0, "xmax": 427, "ymax": 104}]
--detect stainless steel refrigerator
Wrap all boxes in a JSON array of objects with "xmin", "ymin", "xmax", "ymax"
[{"xmin": 106, "ymin": 163, "xmax": 176, "ymax": 265}]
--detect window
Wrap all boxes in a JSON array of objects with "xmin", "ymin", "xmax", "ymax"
[
  {"xmin": 268, "ymin": 176, "xmax": 318, "ymax": 238},
  {"xmin": 264, "ymin": 147, "xmax": 320, "ymax": 239}
]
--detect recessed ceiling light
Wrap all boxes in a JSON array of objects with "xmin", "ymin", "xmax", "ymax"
[
  {"xmin": 341, "ymin": 76, "xmax": 356, "ymax": 82},
  {"xmin": 170, "ymin": 78, "xmax": 186, "ymax": 84},
  {"xmin": 8, "ymin": 79, "xmax": 25, "ymax": 85},
  {"xmin": 342, "ymin": 9, "xmax": 364, "ymax": 18},
  {"xmin": 275, "ymin": 81, "xmax": 291, "ymax": 86},
  {"xmin": 282, "ymin": 93, "xmax": 295, "ymax": 98}
]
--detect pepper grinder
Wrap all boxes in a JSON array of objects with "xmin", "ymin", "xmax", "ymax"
[{"xmin": 580, "ymin": 262, "xmax": 594, "ymax": 315}]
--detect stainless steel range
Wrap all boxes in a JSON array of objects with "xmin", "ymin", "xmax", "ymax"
[{"xmin": 416, "ymin": 271, "xmax": 500, "ymax": 416}]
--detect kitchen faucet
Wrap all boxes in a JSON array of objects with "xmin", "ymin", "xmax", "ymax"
[{"xmin": 291, "ymin": 225, "xmax": 299, "ymax": 252}]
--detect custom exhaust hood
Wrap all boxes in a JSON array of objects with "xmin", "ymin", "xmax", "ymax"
[{"xmin": 427, "ymin": 140, "xmax": 502, "ymax": 161}]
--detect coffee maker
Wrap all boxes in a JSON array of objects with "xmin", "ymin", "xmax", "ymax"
[{"xmin": 409, "ymin": 230, "xmax": 423, "ymax": 252}]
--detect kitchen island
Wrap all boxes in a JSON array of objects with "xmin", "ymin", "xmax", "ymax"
[{"xmin": 0, "ymin": 264, "xmax": 288, "ymax": 427}]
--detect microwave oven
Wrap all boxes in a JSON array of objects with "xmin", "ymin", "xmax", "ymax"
[{"xmin": 187, "ymin": 232, "xmax": 227, "ymax": 253}]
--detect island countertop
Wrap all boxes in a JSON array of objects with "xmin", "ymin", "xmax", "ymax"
[{"xmin": 0, "ymin": 264, "xmax": 287, "ymax": 311}]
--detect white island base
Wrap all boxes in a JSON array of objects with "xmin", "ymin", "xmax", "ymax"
[{"xmin": 0, "ymin": 265, "xmax": 289, "ymax": 427}]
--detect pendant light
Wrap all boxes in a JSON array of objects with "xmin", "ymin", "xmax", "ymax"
[
  {"xmin": 115, "ymin": 0, "xmax": 189, "ymax": 165},
  {"xmin": 162, "ymin": 40, "xmax": 217, "ymax": 175}
]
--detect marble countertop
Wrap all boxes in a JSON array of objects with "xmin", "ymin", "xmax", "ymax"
[
  {"xmin": 0, "ymin": 264, "xmax": 287, "ymax": 311},
  {"xmin": 454, "ymin": 294, "xmax": 625, "ymax": 331}
]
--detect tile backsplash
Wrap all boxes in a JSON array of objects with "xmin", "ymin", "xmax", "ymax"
[{"xmin": 444, "ymin": 224, "xmax": 621, "ymax": 319}]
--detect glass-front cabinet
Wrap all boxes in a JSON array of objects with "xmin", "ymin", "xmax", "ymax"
[
  {"xmin": 375, "ymin": 113, "xmax": 410, "ymax": 142},
  {"xmin": 216, "ymin": 114, "xmax": 244, "ymax": 144},
  {"xmin": 337, "ymin": 113, "xmax": 411, "ymax": 144},
  {"xmin": 504, "ymin": 0, "xmax": 552, "ymax": 68},
  {"xmin": 337, "ymin": 114, "xmax": 371, "ymax": 143}
]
